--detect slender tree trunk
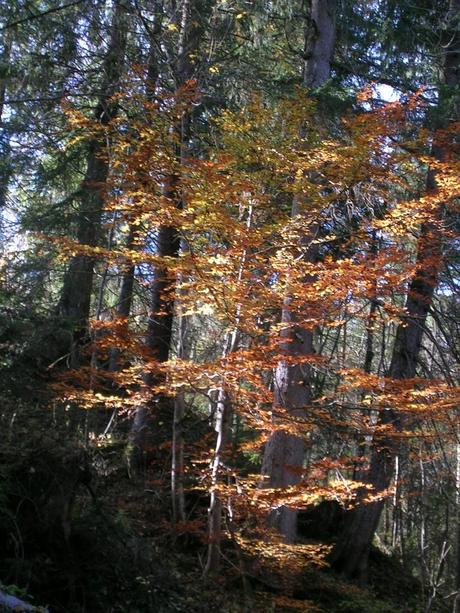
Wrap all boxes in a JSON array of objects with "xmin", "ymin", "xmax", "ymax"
[
  {"xmin": 353, "ymin": 231, "xmax": 379, "ymax": 481},
  {"xmin": 260, "ymin": 0, "xmax": 336, "ymax": 543},
  {"xmin": 112, "ymin": 263, "xmax": 135, "ymax": 331},
  {"xmin": 169, "ymin": 0, "xmax": 198, "ymax": 514},
  {"xmin": 127, "ymin": 5, "xmax": 183, "ymax": 470},
  {"xmin": 107, "ymin": 2, "xmax": 162, "ymax": 418},
  {"xmin": 363, "ymin": 232, "xmax": 379, "ymax": 375},
  {"xmin": 58, "ymin": 0, "xmax": 128, "ymax": 367},
  {"xmin": 203, "ymin": 367, "xmax": 235, "ymax": 575},
  {"xmin": 172, "ymin": 373, "xmax": 186, "ymax": 524},
  {"xmin": 0, "ymin": 30, "xmax": 11, "ymax": 123},
  {"xmin": 171, "ymin": 241, "xmax": 190, "ymax": 525},
  {"xmin": 204, "ymin": 205, "xmax": 253, "ymax": 574},
  {"xmin": 330, "ymin": 0, "xmax": 459, "ymax": 580},
  {"xmin": 454, "ymin": 442, "xmax": 460, "ymax": 613}
]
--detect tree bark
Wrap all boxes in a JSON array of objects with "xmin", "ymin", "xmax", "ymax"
[
  {"xmin": 454, "ymin": 442, "xmax": 460, "ymax": 613},
  {"xmin": 108, "ymin": 226, "xmax": 136, "ymax": 373},
  {"xmin": 260, "ymin": 0, "xmax": 336, "ymax": 543},
  {"xmin": 128, "ymin": 216, "xmax": 181, "ymax": 469},
  {"xmin": 353, "ymin": 232, "xmax": 379, "ymax": 480},
  {"xmin": 0, "ymin": 28, "xmax": 12, "ymax": 227},
  {"xmin": 171, "ymin": 240, "xmax": 190, "ymax": 525},
  {"xmin": 58, "ymin": 0, "xmax": 128, "ymax": 367},
  {"xmin": 303, "ymin": 0, "xmax": 337, "ymax": 89},
  {"xmin": 203, "ymin": 375, "xmax": 234, "ymax": 574},
  {"xmin": 330, "ymin": 202, "xmax": 444, "ymax": 581}
]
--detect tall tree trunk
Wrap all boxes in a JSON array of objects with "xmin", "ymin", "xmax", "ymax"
[
  {"xmin": 128, "ymin": 216, "xmax": 181, "ymax": 469},
  {"xmin": 108, "ymin": 226, "xmax": 136, "ymax": 373},
  {"xmin": 171, "ymin": 237, "xmax": 190, "ymax": 525},
  {"xmin": 330, "ymin": 198, "xmax": 444, "ymax": 582},
  {"xmin": 129, "ymin": 0, "xmax": 215, "ymax": 471},
  {"xmin": 58, "ymin": 0, "xmax": 128, "ymax": 367},
  {"xmin": 450, "ymin": 7, "xmax": 460, "ymax": 607},
  {"xmin": 363, "ymin": 232, "xmax": 379, "ymax": 376},
  {"xmin": 98, "ymin": 226, "xmax": 137, "ymax": 437},
  {"xmin": 0, "ymin": 28, "xmax": 12, "ymax": 229},
  {"xmin": 203, "ymin": 345, "xmax": 237, "ymax": 575},
  {"xmin": 260, "ymin": 0, "xmax": 336, "ymax": 543},
  {"xmin": 106, "ymin": 5, "xmax": 162, "ymax": 432},
  {"xmin": 330, "ymin": 0, "xmax": 459, "ymax": 581},
  {"xmin": 353, "ymin": 230, "xmax": 379, "ymax": 481},
  {"xmin": 171, "ymin": 311, "xmax": 187, "ymax": 524},
  {"xmin": 108, "ymin": 3, "xmax": 161, "ymax": 382}
]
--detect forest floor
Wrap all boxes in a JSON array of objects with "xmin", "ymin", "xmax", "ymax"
[
  {"xmin": 68, "ymin": 464, "xmax": 424, "ymax": 613},
  {"xmin": 0, "ymin": 410, "xmax": 429, "ymax": 613}
]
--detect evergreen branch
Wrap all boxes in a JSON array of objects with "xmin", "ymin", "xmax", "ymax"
[{"xmin": 1, "ymin": 0, "xmax": 85, "ymax": 31}]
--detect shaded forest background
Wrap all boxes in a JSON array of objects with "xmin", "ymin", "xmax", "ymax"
[{"xmin": 0, "ymin": 0, "xmax": 459, "ymax": 611}]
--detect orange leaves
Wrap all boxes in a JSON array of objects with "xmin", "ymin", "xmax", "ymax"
[
  {"xmin": 51, "ymin": 82, "xmax": 460, "ymax": 552},
  {"xmin": 336, "ymin": 368, "xmax": 460, "ymax": 425},
  {"xmin": 256, "ymin": 479, "xmax": 364, "ymax": 511},
  {"xmin": 236, "ymin": 532, "xmax": 332, "ymax": 569},
  {"xmin": 56, "ymin": 86, "xmax": 456, "ymax": 351}
]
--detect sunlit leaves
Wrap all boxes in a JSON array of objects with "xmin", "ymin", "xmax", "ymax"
[{"xmin": 51, "ymin": 84, "xmax": 460, "ymax": 551}]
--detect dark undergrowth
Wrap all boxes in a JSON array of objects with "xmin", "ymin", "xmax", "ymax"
[{"xmin": 0, "ymin": 400, "xmax": 437, "ymax": 613}]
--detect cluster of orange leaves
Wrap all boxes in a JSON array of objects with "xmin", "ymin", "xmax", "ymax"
[{"xmin": 51, "ymin": 82, "xmax": 460, "ymax": 527}]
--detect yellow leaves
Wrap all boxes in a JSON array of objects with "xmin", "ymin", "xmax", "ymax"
[
  {"xmin": 362, "ymin": 394, "xmax": 373, "ymax": 406},
  {"xmin": 231, "ymin": 533, "xmax": 330, "ymax": 611},
  {"xmin": 53, "ymin": 86, "xmax": 460, "ymax": 463},
  {"xmin": 235, "ymin": 532, "xmax": 332, "ymax": 570},
  {"xmin": 65, "ymin": 133, "xmax": 88, "ymax": 149},
  {"xmin": 192, "ymin": 302, "xmax": 215, "ymax": 316},
  {"xmin": 48, "ymin": 87, "xmax": 460, "ymax": 586}
]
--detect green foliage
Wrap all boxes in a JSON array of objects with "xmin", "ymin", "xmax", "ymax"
[
  {"xmin": 366, "ymin": 548, "xmax": 423, "ymax": 612},
  {"xmin": 0, "ymin": 307, "xmax": 69, "ymax": 397},
  {"xmin": 0, "ymin": 583, "xmax": 32, "ymax": 602},
  {"xmin": 335, "ymin": 594, "xmax": 405, "ymax": 613}
]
